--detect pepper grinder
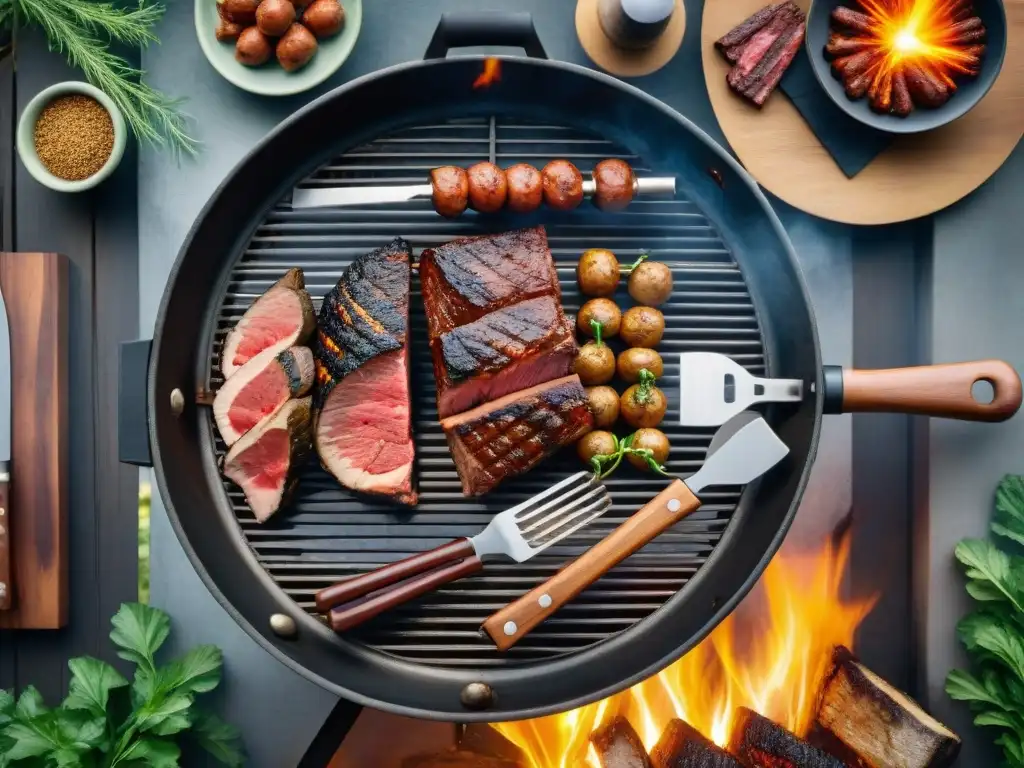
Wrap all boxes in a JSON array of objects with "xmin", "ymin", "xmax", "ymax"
[{"xmin": 598, "ymin": 0, "xmax": 676, "ymax": 50}]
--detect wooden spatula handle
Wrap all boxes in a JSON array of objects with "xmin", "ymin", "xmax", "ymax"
[
  {"xmin": 481, "ymin": 479, "xmax": 701, "ymax": 651},
  {"xmin": 839, "ymin": 361, "xmax": 1022, "ymax": 421},
  {"xmin": 0, "ymin": 467, "xmax": 10, "ymax": 610},
  {"xmin": 315, "ymin": 537, "xmax": 475, "ymax": 612}
]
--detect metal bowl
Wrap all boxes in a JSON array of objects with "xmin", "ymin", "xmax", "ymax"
[{"xmin": 805, "ymin": 0, "xmax": 1007, "ymax": 134}]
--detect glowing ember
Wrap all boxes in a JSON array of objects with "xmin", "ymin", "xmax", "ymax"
[
  {"xmin": 473, "ymin": 58, "xmax": 502, "ymax": 89},
  {"xmin": 491, "ymin": 534, "xmax": 878, "ymax": 768},
  {"xmin": 827, "ymin": 0, "xmax": 987, "ymax": 115}
]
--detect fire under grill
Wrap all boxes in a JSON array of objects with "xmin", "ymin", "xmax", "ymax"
[{"xmin": 205, "ymin": 117, "xmax": 766, "ymax": 667}]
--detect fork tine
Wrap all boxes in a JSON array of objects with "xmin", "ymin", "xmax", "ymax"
[
  {"xmin": 513, "ymin": 474, "xmax": 600, "ymax": 526},
  {"xmin": 526, "ymin": 495, "xmax": 613, "ymax": 548},
  {"xmin": 516, "ymin": 484, "xmax": 608, "ymax": 537},
  {"xmin": 505, "ymin": 471, "xmax": 593, "ymax": 520}
]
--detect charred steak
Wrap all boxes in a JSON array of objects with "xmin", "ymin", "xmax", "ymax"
[
  {"xmin": 420, "ymin": 225, "xmax": 561, "ymax": 341},
  {"xmin": 213, "ymin": 345, "xmax": 314, "ymax": 446},
  {"xmin": 314, "ymin": 238, "xmax": 416, "ymax": 505},
  {"xmin": 441, "ymin": 375, "xmax": 594, "ymax": 497},
  {"xmin": 223, "ymin": 397, "xmax": 313, "ymax": 523},
  {"xmin": 220, "ymin": 268, "xmax": 315, "ymax": 381},
  {"xmin": 433, "ymin": 296, "xmax": 577, "ymax": 419}
]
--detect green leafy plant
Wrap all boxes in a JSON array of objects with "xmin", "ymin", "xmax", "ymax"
[
  {"xmin": 946, "ymin": 474, "xmax": 1024, "ymax": 766},
  {"xmin": 0, "ymin": 0, "xmax": 196, "ymax": 154},
  {"xmin": 0, "ymin": 603, "xmax": 243, "ymax": 767}
]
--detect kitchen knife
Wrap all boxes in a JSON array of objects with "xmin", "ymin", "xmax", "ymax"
[
  {"xmin": 679, "ymin": 352, "xmax": 803, "ymax": 427},
  {"xmin": 289, "ymin": 176, "xmax": 677, "ymax": 209},
  {"xmin": 481, "ymin": 414, "xmax": 789, "ymax": 651},
  {"xmin": 0, "ymin": 274, "xmax": 11, "ymax": 610}
]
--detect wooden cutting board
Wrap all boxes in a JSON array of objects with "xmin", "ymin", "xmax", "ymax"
[{"xmin": 0, "ymin": 252, "xmax": 69, "ymax": 630}]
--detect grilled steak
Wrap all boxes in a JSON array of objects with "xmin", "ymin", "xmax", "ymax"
[
  {"xmin": 433, "ymin": 296, "xmax": 577, "ymax": 419},
  {"xmin": 220, "ymin": 268, "xmax": 315, "ymax": 380},
  {"xmin": 213, "ymin": 345, "xmax": 314, "ymax": 446},
  {"xmin": 420, "ymin": 225, "xmax": 561, "ymax": 341},
  {"xmin": 441, "ymin": 375, "xmax": 594, "ymax": 497},
  {"xmin": 223, "ymin": 397, "xmax": 312, "ymax": 523},
  {"xmin": 314, "ymin": 238, "xmax": 416, "ymax": 505}
]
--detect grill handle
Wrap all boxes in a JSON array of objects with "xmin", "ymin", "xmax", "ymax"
[
  {"xmin": 118, "ymin": 340, "xmax": 153, "ymax": 467},
  {"xmin": 425, "ymin": 12, "xmax": 548, "ymax": 60}
]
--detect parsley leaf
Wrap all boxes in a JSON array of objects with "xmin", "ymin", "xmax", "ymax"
[
  {"xmin": 110, "ymin": 602, "xmax": 171, "ymax": 672},
  {"xmin": 192, "ymin": 710, "xmax": 246, "ymax": 767},
  {"xmin": 64, "ymin": 656, "xmax": 129, "ymax": 715}
]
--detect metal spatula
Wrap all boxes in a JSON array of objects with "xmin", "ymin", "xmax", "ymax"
[
  {"xmin": 679, "ymin": 352, "xmax": 804, "ymax": 426},
  {"xmin": 314, "ymin": 472, "xmax": 612, "ymax": 632}
]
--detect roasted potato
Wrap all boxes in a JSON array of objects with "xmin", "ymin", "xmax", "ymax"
[
  {"xmin": 628, "ymin": 260, "xmax": 673, "ymax": 306},
  {"xmin": 585, "ymin": 386, "xmax": 620, "ymax": 429},
  {"xmin": 574, "ymin": 342, "xmax": 615, "ymax": 386},
  {"xmin": 577, "ymin": 249, "xmax": 620, "ymax": 297},
  {"xmin": 276, "ymin": 22, "xmax": 318, "ymax": 71},
  {"xmin": 577, "ymin": 299, "xmax": 621, "ymax": 339},
  {"xmin": 617, "ymin": 348, "xmax": 663, "ymax": 383},
  {"xmin": 235, "ymin": 26, "xmax": 273, "ymax": 65},
  {"xmin": 301, "ymin": 0, "xmax": 345, "ymax": 38},
  {"xmin": 620, "ymin": 369, "xmax": 667, "ymax": 428},
  {"xmin": 577, "ymin": 430, "xmax": 618, "ymax": 467},
  {"xmin": 626, "ymin": 428, "xmax": 670, "ymax": 471},
  {"xmin": 256, "ymin": 0, "xmax": 295, "ymax": 36},
  {"xmin": 218, "ymin": 0, "xmax": 260, "ymax": 24},
  {"xmin": 620, "ymin": 306, "xmax": 665, "ymax": 348}
]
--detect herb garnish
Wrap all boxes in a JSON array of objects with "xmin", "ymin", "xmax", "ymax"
[{"xmin": 589, "ymin": 431, "xmax": 672, "ymax": 480}]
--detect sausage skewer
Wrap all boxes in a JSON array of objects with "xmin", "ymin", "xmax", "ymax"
[{"xmin": 289, "ymin": 159, "xmax": 676, "ymax": 215}]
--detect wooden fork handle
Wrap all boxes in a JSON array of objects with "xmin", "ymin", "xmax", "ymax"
[
  {"xmin": 315, "ymin": 537, "xmax": 475, "ymax": 612},
  {"xmin": 481, "ymin": 479, "xmax": 701, "ymax": 651},
  {"xmin": 329, "ymin": 555, "xmax": 484, "ymax": 632}
]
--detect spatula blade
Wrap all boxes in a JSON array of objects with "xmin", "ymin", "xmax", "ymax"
[
  {"xmin": 679, "ymin": 352, "xmax": 760, "ymax": 426},
  {"xmin": 687, "ymin": 415, "xmax": 789, "ymax": 494}
]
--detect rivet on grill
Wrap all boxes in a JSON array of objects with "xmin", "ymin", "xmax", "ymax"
[
  {"xmin": 169, "ymin": 388, "xmax": 185, "ymax": 416},
  {"xmin": 270, "ymin": 613, "xmax": 298, "ymax": 639},
  {"xmin": 460, "ymin": 682, "xmax": 495, "ymax": 711}
]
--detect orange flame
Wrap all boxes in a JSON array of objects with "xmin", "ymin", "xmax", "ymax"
[
  {"xmin": 491, "ymin": 535, "xmax": 878, "ymax": 768},
  {"xmin": 474, "ymin": 58, "xmax": 502, "ymax": 89}
]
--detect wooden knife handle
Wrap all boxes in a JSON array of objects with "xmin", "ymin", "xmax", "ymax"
[
  {"xmin": 841, "ymin": 361, "xmax": 1022, "ymax": 422},
  {"xmin": 0, "ymin": 466, "xmax": 11, "ymax": 610},
  {"xmin": 481, "ymin": 479, "xmax": 701, "ymax": 651},
  {"xmin": 329, "ymin": 555, "xmax": 483, "ymax": 632},
  {"xmin": 315, "ymin": 537, "xmax": 475, "ymax": 613}
]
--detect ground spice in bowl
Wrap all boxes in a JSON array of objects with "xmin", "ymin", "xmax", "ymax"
[{"xmin": 33, "ymin": 95, "xmax": 115, "ymax": 182}]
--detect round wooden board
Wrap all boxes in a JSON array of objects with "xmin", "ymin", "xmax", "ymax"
[
  {"xmin": 577, "ymin": 0, "xmax": 687, "ymax": 78},
  {"xmin": 701, "ymin": 0, "xmax": 1024, "ymax": 225}
]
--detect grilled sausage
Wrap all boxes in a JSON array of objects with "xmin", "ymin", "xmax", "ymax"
[
  {"xmin": 430, "ymin": 166, "xmax": 470, "ymax": 218},
  {"xmin": 541, "ymin": 160, "xmax": 584, "ymax": 211},
  {"xmin": 466, "ymin": 162, "xmax": 508, "ymax": 213},
  {"xmin": 593, "ymin": 159, "xmax": 636, "ymax": 211},
  {"xmin": 506, "ymin": 163, "xmax": 543, "ymax": 212}
]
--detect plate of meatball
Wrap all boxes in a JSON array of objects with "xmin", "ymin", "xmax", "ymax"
[{"xmin": 196, "ymin": 0, "xmax": 362, "ymax": 96}]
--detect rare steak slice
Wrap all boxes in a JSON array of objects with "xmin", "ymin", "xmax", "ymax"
[
  {"xmin": 441, "ymin": 375, "xmax": 594, "ymax": 497},
  {"xmin": 420, "ymin": 225, "xmax": 560, "ymax": 341},
  {"xmin": 314, "ymin": 238, "xmax": 416, "ymax": 504},
  {"xmin": 213, "ymin": 345, "xmax": 314, "ymax": 446},
  {"xmin": 223, "ymin": 397, "xmax": 313, "ymax": 523},
  {"xmin": 220, "ymin": 268, "xmax": 315, "ymax": 380},
  {"xmin": 433, "ymin": 296, "xmax": 577, "ymax": 419}
]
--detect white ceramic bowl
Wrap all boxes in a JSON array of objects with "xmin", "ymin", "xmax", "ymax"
[{"xmin": 16, "ymin": 81, "xmax": 127, "ymax": 193}]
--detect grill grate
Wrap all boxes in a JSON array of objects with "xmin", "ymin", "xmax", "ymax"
[{"xmin": 207, "ymin": 118, "xmax": 765, "ymax": 666}]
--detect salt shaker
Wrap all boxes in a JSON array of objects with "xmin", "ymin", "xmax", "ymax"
[{"xmin": 597, "ymin": 0, "xmax": 676, "ymax": 50}]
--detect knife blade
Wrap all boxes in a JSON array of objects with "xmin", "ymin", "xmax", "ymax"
[
  {"xmin": 481, "ymin": 414, "xmax": 789, "ymax": 650},
  {"xmin": 0, "ymin": 273, "xmax": 11, "ymax": 610}
]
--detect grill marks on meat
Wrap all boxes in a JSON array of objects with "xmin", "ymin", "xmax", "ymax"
[
  {"xmin": 420, "ymin": 226, "xmax": 561, "ymax": 341},
  {"xmin": 213, "ymin": 345, "xmax": 315, "ymax": 446},
  {"xmin": 434, "ymin": 296, "xmax": 577, "ymax": 418},
  {"xmin": 314, "ymin": 238, "xmax": 416, "ymax": 505},
  {"xmin": 220, "ymin": 268, "xmax": 315, "ymax": 380},
  {"xmin": 223, "ymin": 397, "xmax": 313, "ymax": 523},
  {"xmin": 441, "ymin": 375, "xmax": 593, "ymax": 496}
]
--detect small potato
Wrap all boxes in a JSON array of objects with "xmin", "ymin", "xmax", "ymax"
[
  {"xmin": 302, "ymin": 0, "xmax": 345, "ymax": 38},
  {"xmin": 577, "ymin": 249, "xmax": 620, "ymax": 297},
  {"xmin": 626, "ymin": 428, "xmax": 670, "ymax": 472},
  {"xmin": 574, "ymin": 342, "xmax": 615, "ymax": 386},
  {"xmin": 218, "ymin": 0, "xmax": 260, "ymax": 24},
  {"xmin": 585, "ymin": 386, "xmax": 620, "ymax": 429},
  {"xmin": 235, "ymin": 26, "xmax": 273, "ymax": 66},
  {"xmin": 617, "ymin": 348, "xmax": 664, "ymax": 383},
  {"xmin": 620, "ymin": 306, "xmax": 665, "ymax": 348},
  {"xmin": 256, "ymin": 0, "xmax": 295, "ymax": 36},
  {"xmin": 577, "ymin": 299, "xmax": 621, "ymax": 339},
  {"xmin": 216, "ymin": 18, "xmax": 244, "ymax": 41},
  {"xmin": 628, "ymin": 260, "xmax": 673, "ymax": 306},
  {"xmin": 577, "ymin": 430, "xmax": 618, "ymax": 467},
  {"xmin": 620, "ymin": 369, "xmax": 667, "ymax": 429},
  {"xmin": 276, "ymin": 22, "xmax": 318, "ymax": 71}
]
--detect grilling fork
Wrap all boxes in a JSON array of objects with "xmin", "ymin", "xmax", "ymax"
[{"xmin": 315, "ymin": 472, "xmax": 612, "ymax": 632}]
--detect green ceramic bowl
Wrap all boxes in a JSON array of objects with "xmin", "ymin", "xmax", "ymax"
[
  {"xmin": 16, "ymin": 81, "xmax": 127, "ymax": 193},
  {"xmin": 195, "ymin": 0, "xmax": 362, "ymax": 96}
]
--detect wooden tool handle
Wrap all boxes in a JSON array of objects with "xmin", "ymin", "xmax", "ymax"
[
  {"xmin": 315, "ymin": 537, "xmax": 475, "ymax": 613},
  {"xmin": 329, "ymin": 556, "xmax": 483, "ymax": 632},
  {"xmin": 481, "ymin": 479, "xmax": 701, "ymax": 651},
  {"xmin": 841, "ymin": 361, "xmax": 1022, "ymax": 421},
  {"xmin": 0, "ymin": 468, "xmax": 10, "ymax": 610}
]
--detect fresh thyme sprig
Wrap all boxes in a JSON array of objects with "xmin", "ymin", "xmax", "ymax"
[{"xmin": 4, "ymin": 0, "xmax": 197, "ymax": 155}]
